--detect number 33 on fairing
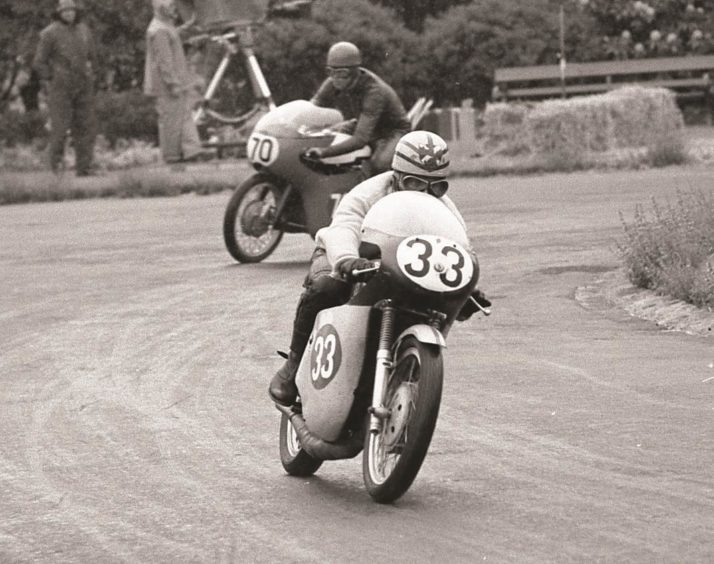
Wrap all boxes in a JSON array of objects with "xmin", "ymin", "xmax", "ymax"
[{"xmin": 397, "ymin": 235, "xmax": 474, "ymax": 292}]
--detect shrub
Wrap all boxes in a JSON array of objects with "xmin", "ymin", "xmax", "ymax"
[
  {"xmin": 0, "ymin": 109, "xmax": 48, "ymax": 147},
  {"xmin": 94, "ymin": 89, "xmax": 158, "ymax": 147},
  {"xmin": 618, "ymin": 190, "xmax": 714, "ymax": 308}
]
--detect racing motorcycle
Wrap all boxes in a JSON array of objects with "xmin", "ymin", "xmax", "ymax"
[
  {"xmin": 223, "ymin": 100, "xmax": 370, "ymax": 263},
  {"xmin": 274, "ymin": 190, "xmax": 491, "ymax": 503}
]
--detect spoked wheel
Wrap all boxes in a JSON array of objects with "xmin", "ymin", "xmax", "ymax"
[
  {"xmin": 279, "ymin": 412, "xmax": 323, "ymax": 476},
  {"xmin": 223, "ymin": 173, "xmax": 285, "ymax": 263},
  {"xmin": 363, "ymin": 336, "xmax": 443, "ymax": 503}
]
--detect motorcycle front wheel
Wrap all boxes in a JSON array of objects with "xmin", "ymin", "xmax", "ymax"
[
  {"xmin": 279, "ymin": 412, "xmax": 323, "ymax": 477},
  {"xmin": 362, "ymin": 336, "xmax": 443, "ymax": 504},
  {"xmin": 223, "ymin": 173, "xmax": 285, "ymax": 263}
]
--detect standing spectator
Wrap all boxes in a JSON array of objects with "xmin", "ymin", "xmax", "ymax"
[
  {"xmin": 33, "ymin": 0, "xmax": 98, "ymax": 176},
  {"xmin": 144, "ymin": 0, "xmax": 209, "ymax": 164}
]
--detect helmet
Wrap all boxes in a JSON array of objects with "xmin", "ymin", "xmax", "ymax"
[
  {"xmin": 392, "ymin": 131, "xmax": 450, "ymax": 178},
  {"xmin": 326, "ymin": 42, "xmax": 362, "ymax": 68},
  {"xmin": 57, "ymin": 0, "xmax": 78, "ymax": 11}
]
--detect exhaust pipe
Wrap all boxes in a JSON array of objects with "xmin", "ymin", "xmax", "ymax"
[{"xmin": 276, "ymin": 404, "xmax": 363, "ymax": 460}]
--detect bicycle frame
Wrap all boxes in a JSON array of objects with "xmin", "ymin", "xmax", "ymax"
[{"xmin": 191, "ymin": 24, "xmax": 276, "ymax": 124}]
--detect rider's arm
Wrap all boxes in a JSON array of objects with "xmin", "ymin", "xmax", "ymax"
[
  {"xmin": 318, "ymin": 88, "xmax": 385, "ymax": 158},
  {"xmin": 310, "ymin": 78, "xmax": 333, "ymax": 107},
  {"xmin": 319, "ymin": 175, "xmax": 389, "ymax": 269}
]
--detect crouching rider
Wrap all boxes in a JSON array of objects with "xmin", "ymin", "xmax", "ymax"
[{"xmin": 269, "ymin": 130, "xmax": 491, "ymax": 406}]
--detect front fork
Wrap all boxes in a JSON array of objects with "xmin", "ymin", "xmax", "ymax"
[
  {"xmin": 368, "ymin": 302, "xmax": 447, "ymax": 434},
  {"xmin": 369, "ymin": 301, "xmax": 395, "ymax": 433}
]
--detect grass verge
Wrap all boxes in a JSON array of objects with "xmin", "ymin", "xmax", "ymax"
[
  {"xmin": 618, "ymin": 190, "xmax": 714, "ymax": 309},
  {"xmin": 0, "ymin": 164, "xmax": 244, "ymax": 205}
]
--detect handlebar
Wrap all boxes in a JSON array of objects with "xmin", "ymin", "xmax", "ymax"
[
  {"xmin": 350, "ymin": 262, "xmax": 380, "ymax": 282},
  {"xmin": 469, "ymin": 295, "xmax": 492, "ymax": 316}
]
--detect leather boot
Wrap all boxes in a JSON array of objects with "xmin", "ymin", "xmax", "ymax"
[{"xmin": 269, "ymin": 351, "xmax": 300, "ymax": 406}]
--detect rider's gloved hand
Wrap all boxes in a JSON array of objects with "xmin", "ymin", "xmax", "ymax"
[
  {"xmin": 303, "ymin": 147, "xmax": 324, "ymax": 160},
  {"xmin": 336, "ymin": 257, "xmax": 376, "ymax": 282},
  {"xmin": 456, "ymin": 288, "xmax": 492, "ymax": 321}
]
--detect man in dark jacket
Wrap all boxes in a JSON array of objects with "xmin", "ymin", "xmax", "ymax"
[
  {"xmin": 306, "ymin": 41, "xmax": 411, "ymax": 177},
  {"xmin": 33, "ymin": 0, "xmax": 98, "ymax": 176}
]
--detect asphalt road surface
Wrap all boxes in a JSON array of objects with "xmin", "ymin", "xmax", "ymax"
[{"xmin": 1, "ymin": 166, "xmax": 713, "ymax": 563}]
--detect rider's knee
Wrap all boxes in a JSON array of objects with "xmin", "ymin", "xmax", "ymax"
[{"xmin": 305, "ymin": 274, "xmax": 349, "ymax": 307}]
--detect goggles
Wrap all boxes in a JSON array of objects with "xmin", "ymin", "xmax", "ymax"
[
  {"xmin": 398, "ymin": 174, "xmax": 449, "ymax": 198},
  {"xmin": 326, "ymin": 67, "xmax": 355, "ymax": 79}
]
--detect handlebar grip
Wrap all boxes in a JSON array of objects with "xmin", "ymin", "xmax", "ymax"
[
  {"xmin": 470, "ymin": 295, "xmax": 492, "ymax": 316},
  {"xmin": 350, "ymin": 263, "xmax": 380, "ymax": 281}
]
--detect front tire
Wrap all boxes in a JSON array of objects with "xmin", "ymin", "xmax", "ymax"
[
  {"xmin": 362, "ymin": 337, "xmax": 443, "ymax": 503},
  {"xmin": 223, "ymin": 173, "xmax": 285, "ymax": 263},
  {"xmin": 279, "ymin": 413, "xmax": 323, "ymax": 477}
]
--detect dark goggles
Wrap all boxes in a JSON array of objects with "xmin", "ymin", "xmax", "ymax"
[
  {"xmin": 326, "ymin": 66, "xmax": 355, "ymax": 79},
  {"xmin": 398, "ymin": 174, "xmax": 449, "ymax": 198}
]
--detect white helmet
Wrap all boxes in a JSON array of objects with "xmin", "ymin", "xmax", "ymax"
[{"xmin": 391, "ymin": 130, "xmax": 450, "ymax": 178}]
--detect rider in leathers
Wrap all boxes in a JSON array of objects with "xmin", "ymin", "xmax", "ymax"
[
  {"xmin": 305, "ymin": 41, "xmax": 411, "ymax": 177},
  {"xmin": 269, "ymin": 131, "xmax": 490, "ymax": 406}
]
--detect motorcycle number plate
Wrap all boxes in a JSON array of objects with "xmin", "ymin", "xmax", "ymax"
[
  {"xmin": 396, "ymin": 235, "xmax": 474, "ymax": 292},
  {"xmin": 247, "ymin": 132, "xmax": 279, "ymax": 166}
]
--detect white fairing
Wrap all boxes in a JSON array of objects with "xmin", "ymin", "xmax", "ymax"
[
  {"xmin": 295, "ymin": 305, "xmax": 372, "ymax": 442},
  {"xmin": 255, "ymin": 100, "xmax": 343, "ymax": 133},
  {"xmin": 361, "ymin": 191, "xmax": 473, "ymax": 292},
  {"xmin": 361, "ymin": 191, "xmax": 469, "ymax": 247},
  {"xmin": 396, "ymin": 235, "xmax": 474, "ymax": 292}
]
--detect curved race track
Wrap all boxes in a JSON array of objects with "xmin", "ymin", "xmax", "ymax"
[{"xmin": 1, "ymin": 166, "xmax": 713, "ymax": 563}]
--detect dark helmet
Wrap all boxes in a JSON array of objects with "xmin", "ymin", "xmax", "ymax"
[
  {"xmin": 326, "ymin": 41, "xmax": 361, "ymax": 68},
  {"xmin": 57, "ymin": 0, "xmax": 79, "ymax": 11}
]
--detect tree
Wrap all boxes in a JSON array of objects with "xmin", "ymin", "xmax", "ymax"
[
  {"xmin": 574, "ymin": 0, "xmax": 714, "ymax": 59},
  {"xmin": 369, "ymin": 0, "xmax": 470, "ymax": 31},
  {"xmin": 422, "ymin": 0, "xmax": 564, "ymax": 106},
  {"xmin": 0, "ymin": 0, "xmax": 152, "ymax": 111},
  {"xmin": 254, "ymin": 0, "xmax": 427, "ymax": 105}
]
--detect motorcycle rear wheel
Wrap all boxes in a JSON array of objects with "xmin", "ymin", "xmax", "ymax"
[
  {"xmin": 223, "ymin": 173, "xmax": 284, "ymax": 263},
  {"xmin": 279, "ymin": 413, "xmax": 323, "ymax": 476},
  {"xmin": 362, "ymin": 336, "xmax": 443, "ymax": 503}
]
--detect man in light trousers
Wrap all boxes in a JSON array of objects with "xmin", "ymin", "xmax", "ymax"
[{"xmin": 144, "ymin": 0, "xmax": 208, "ymax": 163}]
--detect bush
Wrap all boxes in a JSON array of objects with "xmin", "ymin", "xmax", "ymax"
[
  {"xmin": 94, "ymin": 89, "xmax": 158, "ymax": 147},
  {"xmin": 0, "ymin": 89, "xmax": 158, "ymax": 151},
  {"xmin": 618, "ymin": 190, "xmax": 714, "ymax": 309},
  {"xmin": 0, "ymin": 109, "xmax": 48, "ymax": 147}
]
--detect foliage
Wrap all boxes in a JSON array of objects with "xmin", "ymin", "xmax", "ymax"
[
  {"xmin": 369, "ymin": 0, "xmax": 470, "ymax": 31},
  {"xmin": 618, "ymin": 190, "xmax": 714, "ymax": 308},
  {"xmin": 421, "ymin": 0, "xmax": 564, "ymax": 105},
  {"xmin": 254, "ymin": 0, "xmax": 428, "ymax": 106},
  {"xmin": 94, "ymin": 89, "xmax": 157, "ymax": 146},
  {"xmin": 0, "ymin": 166, "xmax": 235, "ymax": 205},
  {"xmin": 573, "ymin": 0, "xmax": 714, "ymax": 59},
  {"xmin": 0, "ymin": 0, "xmax": 152, "ymax": 110},
  {"xmin": 0, "ymin": 108, "xmax": 47, "ymax": 146}
]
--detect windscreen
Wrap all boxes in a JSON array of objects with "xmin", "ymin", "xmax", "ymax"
[{"xmin": 254, "ymin": 100, "xmax": 344, "ymax": 137}]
